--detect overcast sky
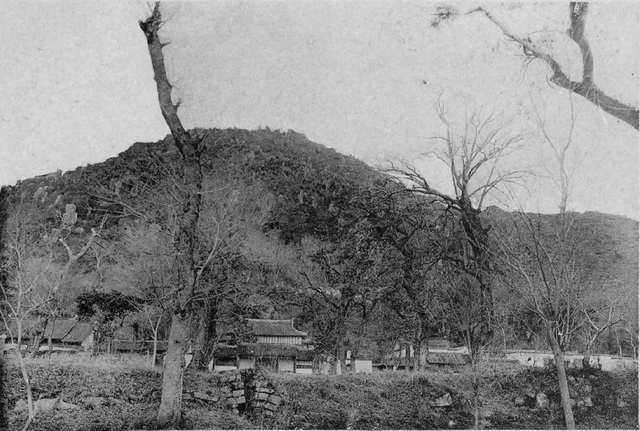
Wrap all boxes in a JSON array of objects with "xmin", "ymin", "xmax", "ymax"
[{"xmin": 1, "ymin": 1, "xmax": 638, "ymax": 219}]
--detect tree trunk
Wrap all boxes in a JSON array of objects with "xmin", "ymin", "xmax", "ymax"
[
  {"xmin": 192, "ymin": 300, "xmax": 218, "ymax": 370},
  {"xmin": 152, "ymin": 335, "xmax": 159, "ymax": 366},
  {"xmin": 419, "ymin": 316, "xmax": 430, "ymax": 371},
  {"xmin": 471, "ymin": 356, "xmax": 480, "ymax": 430},
  {"xmin": 140, "ymin": 4, "xmax": 205, "ymax": 425},
  {"xmin": 151, "ymin": 316, "xmax": 162, "ymax": 366},
  {"xmin": 156, "ymin": 312, "xmax": 191, "ymax": 426},
  {"xmin": 549, "ymin": 332, "xmax": 576, "ymax": 429},
  {"xmin": 413, "ymin": 320, "xmax": 429, "ymax": 372},
  {"xmin": 16, "ymin": 322, "xmax": 35, "ymax": 431},
  {"xmin": 582, "ymin": 350, "xmax": 591, "ymax": 370},
  {"xmin": 335, "ymin": 344, "xmax": 346, "ymax": 375},
  {"xmin": 46, "ymin": 316, "xmax": 56, "ymax": 359},
  {"xmin": 413, "ymin": 342, "xmax": 420, "ymax": 373},
  {"xmin": 0, "ymin": 335, "xmax": 7, "ymax": 431},
  {"xmin": 191, "ymin": 314, "xmax": 207, "ymax": 370}
]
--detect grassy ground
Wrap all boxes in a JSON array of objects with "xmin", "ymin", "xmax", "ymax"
[
  {"xmin": 6, "ymin": 355, "xmax": 253, "ymax": 431},
  {"xmin": 5, "ymin": 354, "xmax": 638, "ymax": 430}
]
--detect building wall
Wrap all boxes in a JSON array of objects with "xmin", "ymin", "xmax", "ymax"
[
  {"xmin": 296, "ymin": 360, "xmax": 313, "ymax": 374},
  {"xmin": 239, "ymin": 358, "xmax": 256, "ymax": 369},
  {"xmin": 354, "ymin": 359, "xmax": 373, "ymax": 374},
  {"xmin": 256, "ymin": 336, "xmax": 302, "ymax": 345},
  {"xmin": 278, "ymin": 358, "xmax": 295, "ymax": 373},
  {"xmin": 213, "ymin": 365, "xmax": 237, "ymax": 373},
  {"xmin": 81, "ymin": 333, "xmax": 94, "ymax": 351}
]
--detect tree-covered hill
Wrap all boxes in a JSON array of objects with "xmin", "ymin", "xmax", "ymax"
[
  {"xmin": 2, "ymin": 128, "xmax": 385, "ymax": 241},
  {"xmin": 1, "ymin": 127, "xmax": 637, "ymax": 361}
]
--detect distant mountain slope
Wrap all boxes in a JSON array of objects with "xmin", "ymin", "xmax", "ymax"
[
  {"xmin": 3, "ymin": 128, "xmax": 387, "ymax": 243},
  {"xmin": 483, "ymin": 205, "xmax": 639, "ymax": 331},
  {"xmin": 3, "ymin": 127, "xmax": 637, "ymax": 283}
]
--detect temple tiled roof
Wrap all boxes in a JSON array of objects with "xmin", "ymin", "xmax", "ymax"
[{"xmin": 247, "ymin": 319, "xmax": 307, "ymax": 337}]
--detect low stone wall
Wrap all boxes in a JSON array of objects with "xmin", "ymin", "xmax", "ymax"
[
  {"xmin": 218, "ymin": 369, "xmax": 283, "ymax": 418},
  {"xmin": 513, "ymin": 372, "xmax": 630, "ymax": 411}
]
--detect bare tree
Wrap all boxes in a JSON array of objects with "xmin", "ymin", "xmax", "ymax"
[
  {"xmin": 386, "ymin": 99, "xmax": 526, "ymax": 428},
  {"xmin": 0, "ymin": 199, "xmax": 98, "ymax": 431},
  {"xmin": 530, "ymin": 92, "xmax": 582, "ymax": 214},
  {"xmin": 139, "ymin": 3, "xmax": 207, "ymax": 425},
  {"xmin": 387, "ymin": 98, "xmax": 526, "ymax": 339},
  {"xmin": 494, "ymin": 211, "xmax": 591, "ymax": 429},
  {"xmin": 578, "ymin": 289, "xmax": 624, "ymax": 369},
  {"xmin": 372, "ymin": 192, "xmax": 444, "ymax": 372},
  {"xmin": 439, "ymin": 270, "xmax": 493, "ymax": 430},
  {"xmin": 436, "ymin": 3, "xmax": 639, "ymax": 130},
  {"xmin": 115, "ymin": 221, "xmax": 175, "ymax": 366},
  {"xmin": 298, "ymin": 231, "xmax": 389, "ymax": 375}
]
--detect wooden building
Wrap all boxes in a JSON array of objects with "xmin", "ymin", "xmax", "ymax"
[
  {"xmin": 4, "ymin": 318, "xmax": 93, "ymax": 352},
  {"xmin": 212, "ymin": 319, "xmax": 315, "ymax": 373}
]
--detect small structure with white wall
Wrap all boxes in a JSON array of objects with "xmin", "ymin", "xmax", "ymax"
[
  {"xmin": 212, "ymin": 319, "xmax": 316, "ymax": 374},
  {"xmin": 506, "ymin": 350, "xmax": 638, "ymax": 372}
]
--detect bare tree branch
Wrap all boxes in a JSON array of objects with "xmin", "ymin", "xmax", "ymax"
[{"xmin": 467, "ymin": 4, "xmax": 639, "ymax": 130}]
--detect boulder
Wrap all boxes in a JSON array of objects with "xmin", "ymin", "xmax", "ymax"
[
  {"xmin": 536, "ymin": 393, "xmax": 549, "ymax": 409},
  {"xmin": 514, "ymin": 396, "xmax": 525, "ymax": 407},
  {"xmin": 108, "ymin": 397, "xmax": 129, "ymax": 407},
  {"xmin": 583, "ymin": 397, "xmax": 593, "ymax": 407},
  {"xmin": 13, "ymin": 399, "xmax": 28, "ymax": 412},
  {"xmin": 269, "ymin": 395, "xmax": 282, "ymax": 405},
  {"xmin": 193, "ymin": 391, "xmax": 218, "ymax": 402},
  {"xmin": 617, "ymin": 399, "xmax": 628, "ymax": 408},
  {"xmin": 265, "ymin": 402, "xmax": 278, "ymax": 411},
  {"xmin": 83, "ymin": 396, "xmax": 107, "ymax": 409},
  {"xmin": 435, "ymin": 393, "xmax": 453, "ymax": 407},
  {"xmin": 34, "ymin": 398, "xmax": 60, "ymax": 414},
  {"xmin": 58, "ymin": 400, "xmax": 80, "ymax": 410}
]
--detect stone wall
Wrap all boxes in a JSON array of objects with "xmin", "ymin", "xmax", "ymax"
[{"xmin": 218, "ymin": 369, "xmax": 283, "ymax": 419}]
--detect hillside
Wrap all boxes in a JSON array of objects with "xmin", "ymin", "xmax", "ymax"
[
  {"xmin": 2, "ymin": 128, "xmax": 387, "ymax": 242},
  {"xmin": 0, "ymin": 127, "xmax": 637, "ymax": 358}
]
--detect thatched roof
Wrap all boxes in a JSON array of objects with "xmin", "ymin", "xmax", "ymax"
[
  {"xmin": 426, "ymin": 352, "xmax": 469, "ymax": 365},
  {"xmin": 44, "ymin": 319, "xmax": 76, "ymax": 340},
  {"xmin": 5, "ymin": 318, "xmax": 93, "ymax": 344},
  {"xmin": 62, "ymin": 322, "xmax": 93, "ymax": 343},
  {"xmin": 428, "ymin": 339, "xmax": 451, "ymax": 349},
  {"xmin": 247, "ymin": 319, "xmax": 306, "ymax": 337}
]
